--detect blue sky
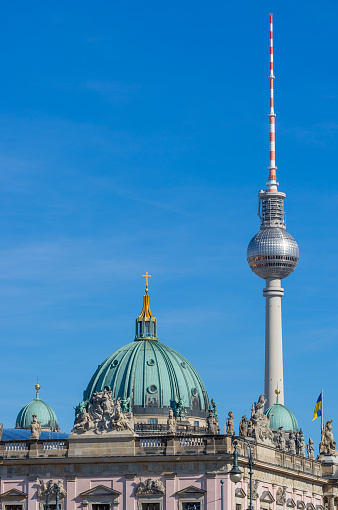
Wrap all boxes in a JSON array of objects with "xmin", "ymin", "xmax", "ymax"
[{"xmin": 1, "ymin": 0, "xmax": 338, "ymax": 448}]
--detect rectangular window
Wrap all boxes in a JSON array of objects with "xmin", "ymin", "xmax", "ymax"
[
  {"xmin": 194, "ymin": 421, "xmax": 199, "ymax": 427},
  {"xmin": 149, "ymin": 418, "xmax": 158, "ymax": 424},
  {"xmin": 92, "ymin": 505, "xmax": 110, "ymax": 510},
  {"xmin": 183, "ymin": 504, "xmax": 201, "ymax": 510},
  {"xmin": 141, "ymin": 504, "xmax": 160, "ymax": 510},
  {"xmin": 236, "ymin": 504, "xmax": 242, "ymax": 510},
  {"xmin": 5, "ymin": 506, "xmax": 23, "ymax": 510}
]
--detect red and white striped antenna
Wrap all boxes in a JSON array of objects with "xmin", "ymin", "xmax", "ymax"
[{"xmin": 267, "ymin": 13, "xmax": 278, "ymax": 192}]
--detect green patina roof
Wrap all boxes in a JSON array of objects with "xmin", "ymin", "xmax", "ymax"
[
  {"xmin": 15, "ymin": 395, "xmax": 59, "ymax": 430},
  {"xmin": 83, "ymin": 339, "xmax": 210, "ymax": 417},
  {"xmin": 264, "ymin": 401, "xmax": 299, "ymax": 433}
]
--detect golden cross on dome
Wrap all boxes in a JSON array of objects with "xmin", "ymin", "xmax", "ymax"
[{"xmin": 142, "ymin": 272, "xmax": 151, "ymax": 293}]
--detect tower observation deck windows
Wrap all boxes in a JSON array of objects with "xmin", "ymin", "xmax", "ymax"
[{"xmin": 259, "ymin": 195, "xmax": 285, "ymax": 229}]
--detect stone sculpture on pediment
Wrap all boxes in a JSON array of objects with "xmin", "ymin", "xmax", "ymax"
[
  {"xmin": 72, "ymin": 388, "xmax": 134, "ymax": 435},
  {"xmin": 135, "ymin": 478, "xmax": 166, "ymax": 496},
  {"xmin": 37, "ymin": 479, "xmax": 67, "ymax": 500},
  {"xmin": 306, "ymin": 438, "xmax": 315, "ymax": 459},
  {"xmin": 250, "ymin": 394, "xmax": 274, "ymax": 445},
  {"xmin": 0, "ymin": 422, "xmax": 3, "ymax": 441},
  {"xmin": 276, "ymin": 487, "xmax": 287, "ymax": 505},
  {"xmin": 239, "ymin": 415, "xmax": 248, "ymax": 437},
  {"xmin": 30, "ymin": 414, "xmax": 41, "ymax": 440},
  {"xmin": 319, "ymin": 420, "xmax": 338, "ymax": 456}
]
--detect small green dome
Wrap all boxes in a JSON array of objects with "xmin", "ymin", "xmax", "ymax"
[
  {"xmin": 264, "ymin": 402, "xmax": 298, "ymax": 433},
  {"xmin": 16, "ymin": 394, "xmax": 59, "ymax": 431}
]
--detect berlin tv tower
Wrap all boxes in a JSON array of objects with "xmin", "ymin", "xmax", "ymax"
[{"xmin": 247, "ymin": 14, "xmax": 299, "ymax": 409}]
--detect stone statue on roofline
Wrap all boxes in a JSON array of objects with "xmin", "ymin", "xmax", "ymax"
[
  {"xmin": 239, "ymin": 415, "xmax": 248, "ymax": 437},
  {"xmin": 296, "ymin": 429, "xmax": 306, "ymax": 457},
  {"xmin": 247, "ymin": 419, "xmax": 254, "ymax": 437},
  {"xmin": 167, "ymin": 407, "xmax": 177, "ymax": 434},
  {"xmin": 0, "ymin": 423, "xmax": 3, "ymax": 441},
  {"xmin": 172, "ymin": 396, "xmax": 187, "ymax": 418},
  {"xmin": 210, "ymin": 398, "xmax": 218, "ymax": 417},
  {"xmin": 307, "ymin": 437, "xmax": 315, "ymax": 459},
  {"xmin": 250, "ymin": 394, "xmax": 274, "ymax": 445},
  {"xmin": 319, "ymin": 420, "xmax": 338, "ymax": 456},
  {"xmin": 276, "ymin": 426, "xmax": 286, "ymax": 450},
  {"xmin": 71, "ymin": 387, "xmax": 134, "ymax": 435},
  {"xmin": 226, "ymin": 411, "xmax": 235, "ymax": 435},
  {"xmin": 207, "ymin": 408, "xmax": 220, "ymax": 434},
  {"xmin": 30, "ymin": 414, "xmax": 41, "ymax": 440},
  {"xmin": 288, "ymin": 433, "xmax": 296, "ymax": 454}
]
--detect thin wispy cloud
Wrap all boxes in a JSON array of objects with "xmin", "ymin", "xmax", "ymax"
[{"xmin": 80, "ymin": 80, "xmax": 140, "ymax": 104}]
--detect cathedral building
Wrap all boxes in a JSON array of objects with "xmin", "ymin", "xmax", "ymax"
[{"xmin": 1, "ymin": 13, "xmax": 338, "ymax": 510}]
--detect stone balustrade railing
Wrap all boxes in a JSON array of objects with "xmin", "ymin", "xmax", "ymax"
[
  {"xmin": 0, "ymin": 434, "xmax": 323, "ymax": 477},
  {"xmin": 0, "ymin": 439, "xmax": 69, "ymax": 458},
  {"xmin": 5, "ymin": 442, "xmax": 27, "ymax": 451}
]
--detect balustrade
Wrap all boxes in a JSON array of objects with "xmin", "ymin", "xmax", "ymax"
[{"xmin": 5, "ymin": 442, "xmax": 27, "ymax": 451}]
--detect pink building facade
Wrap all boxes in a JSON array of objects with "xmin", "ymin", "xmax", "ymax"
[{"xmin": 0, "ymin": 434, "xmax": 330, "ymax": 510}]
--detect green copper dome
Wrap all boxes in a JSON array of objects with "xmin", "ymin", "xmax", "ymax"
[
  {"xmin": 16, "ymin": 389, "xmax": 59, "ymax": 431},
  {"xmin": 264, "ymin": 402, "xmax": 298, "ymax": 433},
  {"xmin": 82, "ymin": 291, "xmax": 210, "ymax": 418}
]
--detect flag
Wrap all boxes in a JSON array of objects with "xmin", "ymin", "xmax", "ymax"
[{"xmin": 312, "ymin": 393, "xmax": 322, "ymax": 421}]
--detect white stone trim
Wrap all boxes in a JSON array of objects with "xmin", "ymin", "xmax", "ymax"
[{"xmin": 137, "ymin": 498, "xmax": 163, "ymax": 510}]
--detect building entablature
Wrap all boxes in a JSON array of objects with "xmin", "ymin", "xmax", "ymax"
[{"xmin": 0, "ymin": 434, "xmax": 329, "ymax": 482}]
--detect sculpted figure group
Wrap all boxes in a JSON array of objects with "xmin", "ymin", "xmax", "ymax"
[
  {"xmin": 250, "ymin": 394, "xmax": 274, "ymax": 445},
  {"xmin": 135, "ymin": 478, "xmax": 166, "ymax": 496},
  {"xmin": 320, "ymin": 420, "xmax": 338, "ymax": 456},
  {"xmin": 37, "ymin": 480, "xmax": 67, "ymax": 500},
  {"xmin": 72, "ymin": 388, "xmax": 134, "ymax": 435},
  {"xmin": 72, "ymin": 388, "xmax": 323, "ymax": 459}
]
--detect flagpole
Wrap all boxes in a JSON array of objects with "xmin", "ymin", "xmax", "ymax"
[{"xmin": 321, "ymin": 388, "xmax": 324, "ymax": 431}]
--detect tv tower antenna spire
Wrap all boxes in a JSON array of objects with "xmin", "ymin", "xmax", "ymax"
[
  {"xmin": 247, "ymin": 14, "xmax": 299, "ymax": 409},
  {"xmin": 268, "ymin": 13, "xmax": 278, "ymax": 192}
]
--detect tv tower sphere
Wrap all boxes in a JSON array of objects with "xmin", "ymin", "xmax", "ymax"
[{"xmin": 247, "ymin": 228, "xmax": 299, "ymax": 280}]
